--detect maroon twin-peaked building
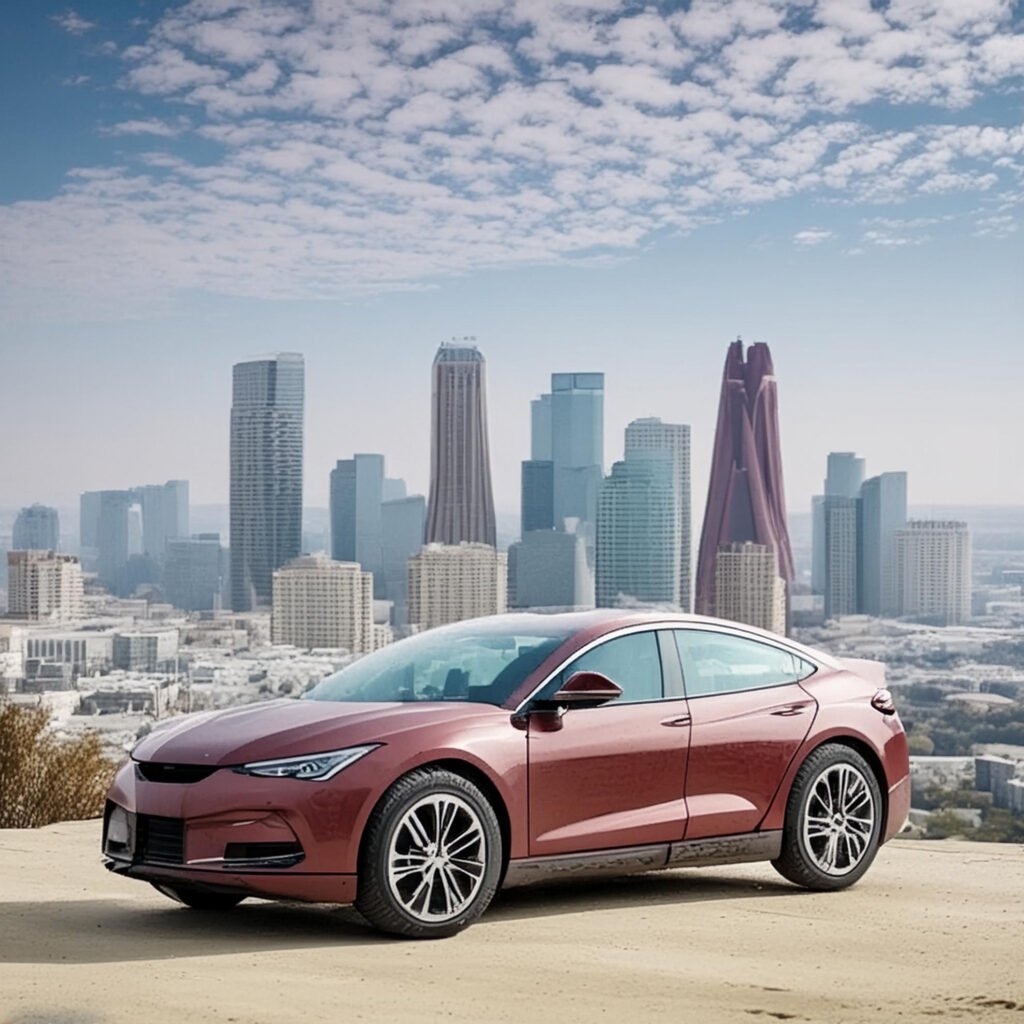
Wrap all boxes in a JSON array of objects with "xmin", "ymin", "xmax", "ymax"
[{"xmin": 695, "ymin": 340, "xmax": 794, "ymax": 621}]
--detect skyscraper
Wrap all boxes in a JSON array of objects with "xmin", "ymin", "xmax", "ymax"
[
  {"xmin": 165, "ymin": 534, "xmax": 225, "ymax": 612},
  {"xmin": 509, "ymin": 529, "xmax": 593, "ymax": 610},
  {"xmin": 229, "ymin": 353, "xmax": 304, "ymax": 611},
  {"xmin": 425, "ymin": 343, "xmax": 496, "ymax": 547},
  {"xmin": 823, "ymin": 496, "xmax": 860, "ymax": 619},
  {"xmin": 812, "ymin": 452, "xmax": 865, "ymax": 594},
  {"xmin": 530, "ymin": 393, "xmax": 553, "ymax": 461},
  {"xmin": 381, "ymin": 495, "xmax": 426, "ymax": 627},
  {"xmin": 136, "ymin": 480, "xmax": 189, "ymax": 565},
  {"xmin": 695, "ymin": 341, "xmax": 793, "ymax": 626},
  {"xmin": 859, "ymin": 472, "xmax": 908, "ymax": 616},
  {"xmin": 826, "ymin": 452, "xmax": 866, "ymax": 497},
  {"xmin": 624, "ymin": 417, "xmax": 692, "ymax": 612},
  {"xmin": 330, "ymin": 454, "xmax": 385, "ymax": 583},
  {"xmin": 551, "ymin": 372, "xmax": 604, "ymax": 544},
  {"xmin": 596, "ymin": 450, "xmax": 679, "ymax": 608},
  {"xmin": 520, "ymin": 460, "xmax": 554, "ymax": 534},
  {"xmin": 12, "ymin": 505, "xmax": 60, "ymax": 552},
  {"xmin": 80, "ymin": 485, "xmax": 185, "ymax": 593},
  {"xmin": 95, "ymin": 489, "xmax": 133, "ymax": 593},
  {"xmin": 894, "ymin": 521, "xmax": 971, "ymax": 625}
]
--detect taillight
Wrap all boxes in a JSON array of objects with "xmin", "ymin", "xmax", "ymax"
[{"xmin": 871, "ymin": 689, "xmax": 896, "ymax": 716}]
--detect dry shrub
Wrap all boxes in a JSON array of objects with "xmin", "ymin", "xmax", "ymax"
[{"xmin": 0, "ymin": 700, "xmax": 119, "ymax": 829}]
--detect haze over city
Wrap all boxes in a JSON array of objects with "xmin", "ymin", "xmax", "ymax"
[{"xmin": 2, "ymin": 1, "xmax": 1022, "ymax": 514}]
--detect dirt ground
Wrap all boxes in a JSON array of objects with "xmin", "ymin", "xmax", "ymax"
[{"xmin": 0, "ymin": 821, "xmax": 1021, "ymax": 1024}]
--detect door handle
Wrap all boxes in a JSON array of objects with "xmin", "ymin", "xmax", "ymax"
[
  {"xmin": 660, "ymin": 715, "xmax": 692, "ymax": 727},
  {"xmin": 771, "ymin": 703, "xmax": 811, "ymax": 717}
]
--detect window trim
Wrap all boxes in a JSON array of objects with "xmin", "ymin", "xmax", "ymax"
[
  {"xmin": 672, "ymin": 626, "xmax": 818, "ymax": 700},
  {"xmin": 514, "ymin": 620, "xmax": 823, "ymax": 713},
  {"xmin": 515, "ymin": 623, "xmax": 677, "ymax": 712}
]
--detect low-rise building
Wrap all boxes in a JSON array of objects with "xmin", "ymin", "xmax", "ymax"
[
  {"xmin": 6, "ymin": 551, "xmax": 83, "ymax": 622},
  {"xmin": 271, "ymin": 555, "xmax": 377, "ymax": 653},
  {"xmin": 111, "ymin": 630, "xmax": 180, "ymax": 672},
  {"xmin": 408, "ymin": 544, "xmax": 506, "ymax": 630},
  {"xmin": 714, "ymin": 542, "xmax": 786, "ymax": 635}
]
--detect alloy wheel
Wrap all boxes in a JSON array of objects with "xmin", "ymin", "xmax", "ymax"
[
  {"xmin": 801, "ymin": 763, "xmax": 876, "ymax": 876},
  {"xmin": 385, "ymin": 793, "xmax": 487, "ymax": 923}
]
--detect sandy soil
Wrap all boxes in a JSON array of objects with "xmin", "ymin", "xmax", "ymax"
[{"xmin": 0, "ymin": 821, "xmax": 1021, "ymax": 1024}]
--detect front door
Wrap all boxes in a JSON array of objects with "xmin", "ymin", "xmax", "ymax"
[{"xmin": 526, "ymin": 629, "xmax": 691, "ymax": 856}]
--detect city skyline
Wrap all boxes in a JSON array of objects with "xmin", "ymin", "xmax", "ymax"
[{"xmin": 1, "ymin": 3, "xmax": 1022, "ymax": 517}]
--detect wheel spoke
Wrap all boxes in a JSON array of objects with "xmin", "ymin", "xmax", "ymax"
[
  {"xmin": 448, "ymin": 859, "xmax": 484, "ymax": 880},
  {"xmin": 434, "ymin": 862, "xmax": 458, "ymax": 915},
  {"xmin": 391, "ymin": 862, "xmax": 427, "ymax": 880},
  {"xmin": 404, "ymin": 810, "xmax": 434, "ymax": 851},
  {"xmin": 407, "ymin": 871, "xmax": 434, "ymax": 915},
  {"xmin": 446, "ymin": 825, "xmax": 482, "ymax": 858}
]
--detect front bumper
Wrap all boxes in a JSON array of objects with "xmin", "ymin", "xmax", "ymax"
[{"xmin": 101, "ymin": 757, "xmax": 376, "ymax": 905}]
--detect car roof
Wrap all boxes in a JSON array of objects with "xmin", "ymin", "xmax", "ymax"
[{"xmin": 464, "ymin": 609, "xmax": 843, "ymax": 670}]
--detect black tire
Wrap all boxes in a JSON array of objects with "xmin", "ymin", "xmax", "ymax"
[
  {"xmin": 356, "ymin": 768, "xmax": 503, "ymax": 939},
  {"xmin": 772, "ymin": 743, "xmax": 883, "ymax": 891},
  {"xmin": 151, "ymin": 882, "xmax": 246, "ymax": 911}
]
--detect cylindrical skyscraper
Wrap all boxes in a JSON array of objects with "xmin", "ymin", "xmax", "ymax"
[
  {"xmin": 230, "ymin": 353, "xmax": 304, "ymax": 611},
  {"xmin": 695, "ymin": 340, "xmax": 794, "ymax": 630},
  {"xmin": 425, "ymin": 343, "xmax": 496, "ymax": 547}
]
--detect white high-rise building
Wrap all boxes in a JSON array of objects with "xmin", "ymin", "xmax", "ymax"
[
  {"xmin": 714, "ymin": 542, "xmax": 786, "ymax": 635},
  {"xmin": 271, "ymin": 555, "xmax": 378, "ymax": 653},
  {"xmin": 6, "ymin": 551, "xmax": 83, "ymax": 622},
  {"xmin": 894, "ymin": 521, "xmax": 971, "ymax": 626},
  {"xmin": 408, "ymin": 543, "xmax": 507, "ymax": 630},
  {"xmin": 624, "ymin": 417, "xmax": 692, "ymax": 611}
]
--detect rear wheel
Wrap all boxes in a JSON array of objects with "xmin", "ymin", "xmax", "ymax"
[
  {"xmin": 356, "ymin": 768, "xmax": 503, "ymax": 939},
  {"xmin": 772, "ymin": 743, "xmax": 883, "ymax": 891},
  {"xmin": 151, "ymin": 883, "xmax": 246, "ymax": 911}
]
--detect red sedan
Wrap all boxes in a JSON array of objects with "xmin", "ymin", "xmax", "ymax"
[{"xmin": 103, "ymin": 611, "xmax": 910, "ymax": 938}]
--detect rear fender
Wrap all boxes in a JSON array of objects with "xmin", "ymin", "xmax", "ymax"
[{"xmin": 760, "ymin": 670, "xmax": 909, "ymax": 837}]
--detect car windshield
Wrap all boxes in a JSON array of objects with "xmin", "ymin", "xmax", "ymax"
[{"xmin": 306, "ymin": 619, "xmax": 572, "ymax": 707}]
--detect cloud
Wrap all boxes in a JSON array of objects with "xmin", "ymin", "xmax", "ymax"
[
  {"xmin": 51, "ymin": 9, "xmax": 94, "ymax": 35},
  {"xmin": 793, "ymin": 228, "xmax": 835, "ymax": 246},
  {"xmin": 101, "ymin": 118, "xmax": 189, "ymax": 138},
  {"xmin": 5, "ymin": 0, "xmax": 1024, "ymax": 313}
]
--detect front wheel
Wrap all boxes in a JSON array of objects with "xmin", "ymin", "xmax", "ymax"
[
  {"xmin": 772, "ymin": 743, "xmax": 883, "ymax": 891},
  {"xmin": 356, "ymin": 768, "xmax": 503, "ymax": 938},
  {"xmin": 151, "ymin": 883, "xmax": 246, "ymax": 911}
]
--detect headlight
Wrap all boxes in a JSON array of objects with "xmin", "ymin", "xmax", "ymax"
[{"xmin": 233, "ymin": 745, "xmax": 378, "ymax": 781}]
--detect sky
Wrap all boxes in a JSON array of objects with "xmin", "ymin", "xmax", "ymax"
[{"xmin": 1, "ymin": 0, "xmax": 1022, "ymax": 524}]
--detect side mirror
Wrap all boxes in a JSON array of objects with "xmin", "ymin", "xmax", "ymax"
[{"xmin": 552, "ymin": 670, "xmax": 623, "ymax": 706}]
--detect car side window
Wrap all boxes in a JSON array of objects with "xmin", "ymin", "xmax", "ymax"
[
  {"xmin": 674, "ymin": 630, "xmax": 815, "ymax": 698},
  {"xmin": 539, "ymin": 631, "xmax": 664, "ymax": 704}
]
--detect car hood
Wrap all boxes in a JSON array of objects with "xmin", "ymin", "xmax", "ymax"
[{"xmin": 131, "ymin": 698, "xmax": 508, "ymax": 767}]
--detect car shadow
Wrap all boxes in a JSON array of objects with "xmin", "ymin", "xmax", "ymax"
[
  {"xmin": 0, "ymin": 871, "xmax": 795, "ymax": 965},
  {"xmin": 487, "ymin": 869, "xmax": 794, "ymax": 922}
]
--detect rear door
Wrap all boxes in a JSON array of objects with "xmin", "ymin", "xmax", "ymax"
[
  {"xmin": 526, "ymin": 629, "xmax": 691, "ymax": 856},
  {"xmin": 673, "ymin": 628, "xmax": 817, "ymax": 840}
]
